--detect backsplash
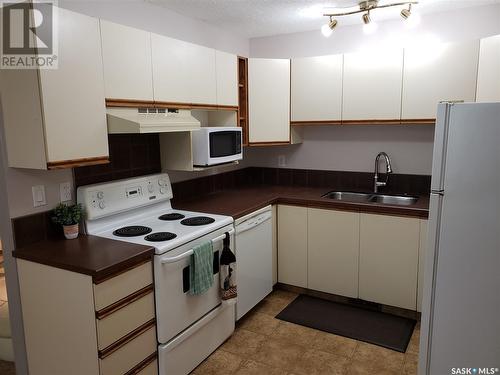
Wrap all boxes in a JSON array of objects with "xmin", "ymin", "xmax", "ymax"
[
  {"xmin": 74, "ymin": 134, "xmax": 161, "ymax": 187},
  {"xmin": 13, "ymin": 166, "xmax": 430, "ymax": 249},
  {"xmin": 171, "ymin": 167, "xmax": 431, "ymax": 204}
]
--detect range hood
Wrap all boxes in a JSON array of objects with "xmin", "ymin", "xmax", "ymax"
[{"xmin": 107, "ymin": 108, "xmax": 200, "ymax": 134}]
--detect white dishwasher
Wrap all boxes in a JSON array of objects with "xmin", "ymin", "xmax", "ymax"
[{"xmin": 235, "ymin": 205, "xmax": 273, "ymax": 320}]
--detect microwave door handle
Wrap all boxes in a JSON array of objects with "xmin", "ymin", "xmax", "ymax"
[{"xmin": 160, "ymin": 228, "xmax": 234, "ymax": 264}]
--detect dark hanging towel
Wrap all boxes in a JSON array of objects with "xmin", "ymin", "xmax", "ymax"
[{"xmin": 220, "ymin": 232, "xmax": 237, "ymax": 301}]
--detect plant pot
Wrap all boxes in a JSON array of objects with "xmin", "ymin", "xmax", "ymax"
[{"xmin": 63, "ymin": 224, "xmax": 79, "ymax": 240}]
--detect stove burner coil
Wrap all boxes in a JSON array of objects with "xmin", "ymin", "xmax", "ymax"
[
  {"xmin": 113, "ymin": 226, "xmax": 152, "ymax": 237},
  {"xmin": 180, "ymin": 216, "xmax": 216, "ymax": 226},
  {"xmin": 144, "ymin": 232, "xmax": 177, "ymax": 242},
  {"xmin": 158, "ymin": 213, "xmax": 186, "ymax": 221}
]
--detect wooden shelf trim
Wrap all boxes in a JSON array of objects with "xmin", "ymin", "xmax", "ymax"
[
  {"xmin": 291, "ymin": 118, "xmax": 436, "ymax": 126},
  {"xmin": 105, "ymin": 98, "xmax": 237, "ymax": 112},
  {"xmin": 98, "ymin": 318, "xmax": 156, "ymax": 359},
  {"xmin": 124, "ymin": 352, "xmax": 157, "ymax": 375},
  {"xmin": 248, "ymin": 141, "xmax": 291, "ymax": 147},
  {"xmin": 95, "ymin": 284, "xmax": 154, "ymax": 320},
  {"xmin": 47, "ymin": 156, "xmax": 109, "ymax": 170}
]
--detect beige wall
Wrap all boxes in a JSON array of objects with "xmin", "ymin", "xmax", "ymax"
[{"xmin": 244, "ymin": 125, "xmax": 435, "ymax": 175}]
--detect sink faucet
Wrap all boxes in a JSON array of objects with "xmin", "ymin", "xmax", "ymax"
[{"xmin": 374, "ymin": 152, "xmax": 392, "ymax": 193}]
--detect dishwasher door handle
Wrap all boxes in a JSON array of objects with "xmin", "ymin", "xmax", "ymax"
[{"xmin": 236, "ymin": 211, "xmax": 272, "ymax": 235}]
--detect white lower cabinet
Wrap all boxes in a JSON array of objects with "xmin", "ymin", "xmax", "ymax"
[
  {"xmin": 277, "ymin": 205, "xmax": 308, "ymax": 287},
  {"xmin": 417, "ymin": 219, "xmax": 429, "ymax": 312},
  {"xmin": 307, "ymin": 208, "xmax": 359, "ymax": 298},
  {"xmin": 359, "ymin": 213, "xmax": 420, "ymax": 310}
]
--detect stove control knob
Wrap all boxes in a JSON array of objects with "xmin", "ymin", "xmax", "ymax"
[
  {"xmin": 160, "ymin": 187, "xmax": 166, "ymax": 194},
  {"xmin": 148, "ymin": 183, "xmax": 154, "ymax": 193},
  {"xmin": 158, "ymin": 179, "xmax": 165, "ymax": 186},
  {"xmin": 97, "ymin": 191, "xmax": 104, "ymax": 199},
  {"xmin": 99, "ymin": 201, "xmax": 105, "ymax": 209}
]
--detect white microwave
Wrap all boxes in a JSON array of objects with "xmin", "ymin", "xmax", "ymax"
[{"xmin": 192, "ymin": 127, "xmax": 243, "ymax": 167}]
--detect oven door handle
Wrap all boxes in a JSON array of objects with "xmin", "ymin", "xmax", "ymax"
[{"xmin": 160, "ymin": 228, "xmax": 235, "ymax": 265}]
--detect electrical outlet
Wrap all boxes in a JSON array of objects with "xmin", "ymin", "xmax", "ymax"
[
  {"xmin": 278, "ymin": 155, "xmax": 286, "ymax": 167},
  {"xmin": 60, "ymin": 182, "xmax": 72, "ymax": 202},
  {"xmin": 32, "ymin": 185, "xmax": 46, "ymax": 207}
]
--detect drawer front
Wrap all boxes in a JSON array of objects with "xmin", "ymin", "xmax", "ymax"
[
  {"xmin": 94, "ymin": 262, "xmax": 153, "ymax": 311},
  {"xmin": 97, "ymin": 291, "xmax": 155, "ymax": 350},
  {"xmin": 99, "ymin": 326, "xmax": 156, "ymax": 375},
  {"xmin": 136, "ymin": 359, "xmax": 158, "ymax": 375}
]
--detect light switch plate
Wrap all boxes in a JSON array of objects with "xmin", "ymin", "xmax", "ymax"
[
  {"xmin": 32, "ymin": 185, "xmax": 47, "ymax": 207},
  {"xmin": 60, "ymin": 182, "xmax": 72, "ymax": 202}
]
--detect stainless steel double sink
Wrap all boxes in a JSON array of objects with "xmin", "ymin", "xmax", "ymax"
[{"xmin": 322, "ymin": 191, "xmax": 419, "ymax": 206}]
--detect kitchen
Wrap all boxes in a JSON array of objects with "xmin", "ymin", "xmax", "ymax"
[{"xmin": 0, "ymin": 0, "xmax": 499, "ymax": 374}]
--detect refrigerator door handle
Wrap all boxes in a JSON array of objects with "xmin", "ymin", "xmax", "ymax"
[{"xmin": 430, "ymin": 190, "xmax": 444, "ymax": 196}]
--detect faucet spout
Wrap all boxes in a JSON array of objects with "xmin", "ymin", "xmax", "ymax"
[{"xmin": 374, "ymin": 152, "xmax": 392, "ymax": 193}]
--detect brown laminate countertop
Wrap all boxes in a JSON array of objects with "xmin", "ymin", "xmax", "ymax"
[
  {"xmin": 174, "ymin": 185, "xmax": 430, "ymax": 220},
  {"xmin": 13, "ymin": 235, "xmax": 154, "ymax": 282}
]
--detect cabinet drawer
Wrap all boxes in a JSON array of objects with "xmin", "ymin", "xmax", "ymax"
[
  {"xmin": 97, "ymin": 289, "xmax": 155, "ymax": 350},
  {"xmin": 133, "ymin": 359, "xmax": 158, "ymax": 375},
  {"xmin": 99, "ymin": 325, "xmax": 156, "ymax": 375},
  {"xmin": 94, "ymin": 262, "xmax": 153, "ymax": 311}
]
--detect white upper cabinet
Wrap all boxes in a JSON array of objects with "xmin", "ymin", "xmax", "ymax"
[
  {"xmin": 291, "ymin": 55, "xmax": 343, "ymax": 122},
  {"xmin": 152, "ymin": 34, "xmax": 216, "ymax": 105},
  {"xmin": 476, "ymin": 34, "xmax": 500, "ymax": 102},
  {"xmin": 100, "ymin": 20, "xmax": 154, "ymax": 101},
  {"xmin": 188, "ymin": 44, "xmax": 217, "ymax": 105},
  {"xmin": 402, "ymin": 40, "xmax": 480, "ymax": 119},
  {"xmin": 216, "ymin": 51, "xmax": 238, "ymax": 106},
  {"xmin": 342, "ymin": 49, "xmax": 403, "ymax": 121},
  {"xmin": 248, "ymin": 58, "xmax": 290, "ymax": 143},
  {"xmin": 1, "ymin": 7, "xmax": 108, "ymax": 169}
]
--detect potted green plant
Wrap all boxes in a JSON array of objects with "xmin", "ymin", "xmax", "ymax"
[{"xmin": 52, "ymin": 203, "xmax": 83, "ymax": 239}]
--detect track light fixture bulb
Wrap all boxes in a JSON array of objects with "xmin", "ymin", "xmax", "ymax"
[
  {"xmin": 321, "ymin": 17, "xmax": 338, "ymax": 37},
  {"xmin": 329, "ymin": 17, "xmax": 338, "ymax": 30},
  {"xmin": 401, "ymin": 4, "xmax": 412, "ymax": 19},
  {"xmin": 362, "ymin": 11, "xmax": 371, "ymax": 24}
]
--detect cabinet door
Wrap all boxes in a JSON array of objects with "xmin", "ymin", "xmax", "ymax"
[
  {"xmin": 39, "ymin": 8, "xmax": 108, "ymax": 164},
  {"xmin": 417, "ymin": 219, "xmax": 428, "ymax": 312},
  {"xmin": 476, "ymin": 34, "xmax": 500, "ymax": 102},
  {"xmin": 359, "ymin": 213, "xmax": 419, "ymax": 310},
  {"xmin": 190, "ymin": 44, "xmax": 217, "ymax": 105},
  {"xmin": 402, "ymin": 40, "xmax": 479, "ymax": 119},
  {"xmin": 151, "ymin": 34, "xmax": 190, "ymax": 103},
  {"xmin": 248, "ymin": 58, "xmax": 290, "ymax": 143},
  {"xmin": 216, "ymin": 51, "xmax": 238, "ymax": 106},
  {"xmin": 342, "ymin": 49, "xmax": 403, "ymax": 121},
  {"xmin": 152, "ymin": 34, "xmax": 216, "ymax": 104},
  {"xmin": 291, "ymin": 55, "xmax": 343, "ymax": 122},
  {"xmin": 277, "ymin": 205, "xmax": 307, "ymax": 288},
  {"xmin": 100, "ymin": 20, "xmax": 154, "ymax": 101},
  {"xmin": 307, "ymin": 208, "xmax": 359, "ymax": 298}
]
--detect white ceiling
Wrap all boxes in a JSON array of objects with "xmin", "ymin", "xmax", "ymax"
[{"xmin": 148, "ymin": 0, "xmax": 500, "ymax": 38}]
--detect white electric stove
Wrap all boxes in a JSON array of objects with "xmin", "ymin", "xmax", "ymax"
[{"xmin": 78, "ymin": 173, "xmax": 236, "ymax": 375}]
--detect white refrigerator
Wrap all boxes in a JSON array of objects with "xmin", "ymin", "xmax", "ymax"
[{"xmin": 419, "ymin": 102, "xmax": 500, "ymax": 374}]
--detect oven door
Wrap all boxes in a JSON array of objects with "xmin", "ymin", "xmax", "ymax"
[
  {"xmin": 206, "ymin": 130, "xmax": 242, "ymax": 166},
  {"xmin": 154, "ymin": 225, "xmax": 234, "ymax": 344}
]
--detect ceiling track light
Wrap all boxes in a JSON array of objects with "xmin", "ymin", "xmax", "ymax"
[{"xmin": 321, "ymin": 0, "xmax": 418, "ymax": 35}]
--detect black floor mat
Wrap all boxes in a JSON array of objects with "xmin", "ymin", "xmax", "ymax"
[{"xmin": 276, "ymin": 294, "xmax": 416, "ymax": 352}]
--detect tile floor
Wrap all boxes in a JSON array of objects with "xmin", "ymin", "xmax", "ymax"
[{"xmin": 191, "ymin": 290, "xmax": 420, "ymax": 375}]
